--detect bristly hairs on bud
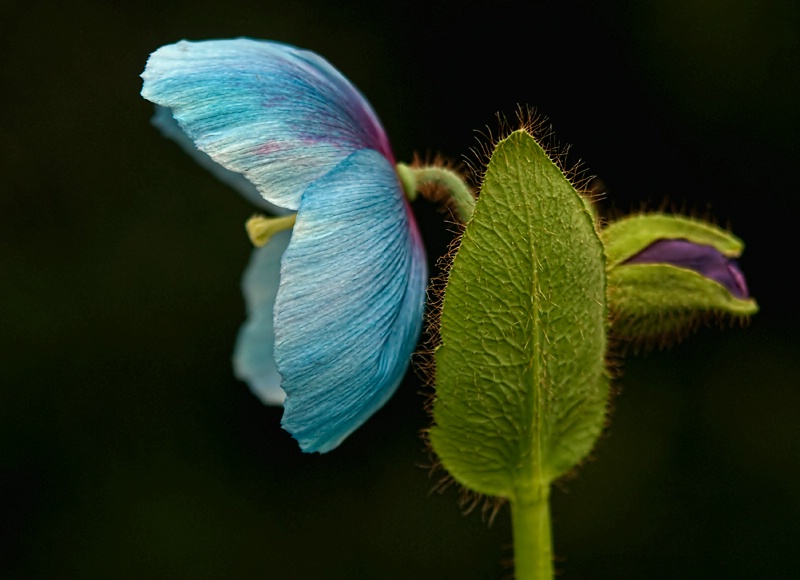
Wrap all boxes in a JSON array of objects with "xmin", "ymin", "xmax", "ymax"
[{"xmin": 603, "ymin": 198, "xmax": 725, "ymax": 234}]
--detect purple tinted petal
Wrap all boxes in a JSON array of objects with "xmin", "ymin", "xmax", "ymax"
[{"xmin": 625, "ymin": 239, "xmax": 749, "ymax": 299}]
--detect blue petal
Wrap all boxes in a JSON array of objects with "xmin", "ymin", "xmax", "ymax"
[
  {"xmin": 275, "ymin": 149, "xmax": 427, "ymax": 453},
  {"xmin": 141, "ymin": 38, "xmax": 393, "ymax": 211},
  {"xmin": 151, "ymin": 105, "xmax": 282, "ymax": 213},
  {"xmin": 233, "ymin": 230, "xmax": 292, "ymax": 406}
]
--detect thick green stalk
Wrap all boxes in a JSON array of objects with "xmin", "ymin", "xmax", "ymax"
[{"xmin": 511, "ymin": 485, "xmax": 553, "ymax": 580}]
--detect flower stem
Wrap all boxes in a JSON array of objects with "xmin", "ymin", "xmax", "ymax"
[
  {"xmin": 396, "ymin": 163, "xmax": 475, "ymax": 223},
  {"xmin": 510, "ymin": 484, "xmax": 553, "ymax": 580}
]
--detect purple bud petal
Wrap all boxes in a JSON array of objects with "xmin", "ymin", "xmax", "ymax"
[{"xmin": 624, "ymin": 239, "xmax": 750, "ymax": 299}]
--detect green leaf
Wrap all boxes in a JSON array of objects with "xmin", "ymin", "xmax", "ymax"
[{"xmin": 429, "ymin": 130, "xmax": 609, "ymax": 499}]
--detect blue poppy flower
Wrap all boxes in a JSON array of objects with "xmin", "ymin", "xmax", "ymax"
[{"xmin": 141, "ymin": 38, "xmax": 428, "ymax": 453}]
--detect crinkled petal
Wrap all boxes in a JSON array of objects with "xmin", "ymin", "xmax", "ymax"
[
  {"xmin": 141, "ymin": 38, "xmax": 393, "ymax": 211},
  {"xmin": 275, "ymin": 149, "xmax": 427, "ymax": 453},
  {"xmin": 232, "ymin": 230, "xmax": 291, "ymax": 405}
]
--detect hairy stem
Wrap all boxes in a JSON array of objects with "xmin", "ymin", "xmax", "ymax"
[
  {"xmin": 396, "ymin": 163, "xmax": 475, "ymax": 223},
  {"xmin": 510, "ymin": 485, "xmax": 553, "ymax": 580}
]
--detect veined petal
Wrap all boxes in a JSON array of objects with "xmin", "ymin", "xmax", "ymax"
[
  {"xmin": 275, "ymin": 149, "xmax": 427, "ymax": 453},
  {"xmin": 232, "ymin": 230, "xmax": 291, "ymax": 406},
  {"xmin": 151, "ymin": 105, "xmax": 282, "ymax": 213},
  {"xmin": 141, "ymin": 38, "xmax": 393, "ymax": 211}
]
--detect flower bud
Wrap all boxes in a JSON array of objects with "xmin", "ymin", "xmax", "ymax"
[{"xmin": 602, "ymin": 213, "xmax": 758, "ymax": 347}]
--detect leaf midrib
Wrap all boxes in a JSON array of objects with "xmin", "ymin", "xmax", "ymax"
[{"xmin": 519, "ymin": 151, "xmax": 547, "ymax": 501}]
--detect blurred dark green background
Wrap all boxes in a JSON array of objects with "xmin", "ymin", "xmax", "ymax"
[{"xmin": 2, "ymin": 0, "xmax": 798, "ymax": 577}]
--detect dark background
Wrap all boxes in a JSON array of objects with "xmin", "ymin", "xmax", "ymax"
[{"xmin": 2, "ymin": 0, "xmax": 799, "ymax": 577}]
